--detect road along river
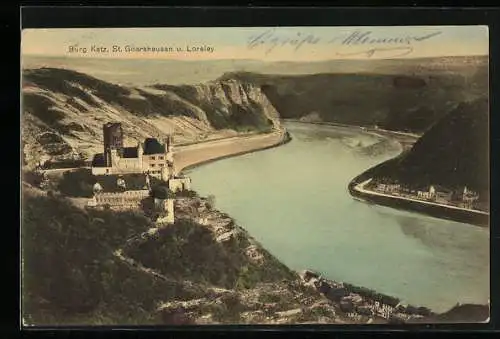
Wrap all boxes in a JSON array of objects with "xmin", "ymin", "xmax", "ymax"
[{"xmin": 184, "ymin": 121, "xmax": 490, "ymax": 313}]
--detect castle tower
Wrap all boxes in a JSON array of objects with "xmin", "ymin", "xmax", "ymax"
[
  {"xmin": 160, "ymin": 165, "xmax": 170, "ymax": 181},
  {"xmin": 103, "ymin": 122, "xmax": 124, "ymax": 167},
  {"xmin": 429, "ymin": 185, "xmax": 436, "ymax": 196},
  {"xmin": 110, "ymin": 149, "xmax": 119, "ymax": 168},
  {"xmin": 165, "ymin": 135, "xmax": 174, "ymax": 163},
  {"xmin": 137, "ymin": 140, "xmax": 144, "ymax": 171}
]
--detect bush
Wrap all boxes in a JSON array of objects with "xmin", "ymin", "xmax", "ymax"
[
  {"xmin": 57, "ymin": 169, "xmax": 95, "ymax": 197},
  {"xmin": 174, "ymin": 189, "xmax": 198, "ymax": 198},
  {"xmin": 150, "ymin": 185, "xmax": 174, "ymax": 199},
  {"xmin": 21, "ymin": 193, "xmax": 178, "ymax": 325}
]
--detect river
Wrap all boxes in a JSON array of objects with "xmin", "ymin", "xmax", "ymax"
[{"xmin": 185, "ymin": 122, "xmax": 490, "ymax": 313}]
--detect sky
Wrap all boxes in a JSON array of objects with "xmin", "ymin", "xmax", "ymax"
[{"xmin": 21, "ymin": 26, "xmax": 489, "ymax": 62}]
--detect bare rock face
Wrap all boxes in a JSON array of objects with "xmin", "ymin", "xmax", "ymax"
[{"xmin": 22, "ymin": 68, "xmax": 280, "ymax": 168}]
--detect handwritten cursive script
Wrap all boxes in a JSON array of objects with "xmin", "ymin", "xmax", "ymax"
[
  {"xmin": 336, "ymin": 46, "xmax": 415, "ymax": 58},
  {"xmin": 247, "ymin": 28, "xmax": 320, "ymax": 55},
  {"xmin": 247, "ymin": 28, "xmax": 442, "ymax": 58}
]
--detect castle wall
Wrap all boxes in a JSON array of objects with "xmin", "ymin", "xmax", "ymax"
[
  {"xmin": 155, "ymin": 198, "xmax": 175, "ymax": 224},
  {"xmin": 92, "ymin": 166, "xmax": 112, "ymax": 175},
  {"xmin": 91, "ymin": 190, "xmax": 150, "ymax": 208},
  {"xmin": 168, "ymin": 177, "xmax": 192, "ymax": 192},
  {"xmin": 113, "ymin": 157, "xmax": 143, "ymax": 172}
]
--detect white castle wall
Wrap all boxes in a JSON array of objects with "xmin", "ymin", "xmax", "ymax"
[
  {"xmin": 90, "ymin": 190, "xmax": 150, "ymax": 207},
  {"xmin": 168, "ymin": 177, "xmax": 192, "ymax": 192},
  {"xmin": 154, "ymin": 198, "xmax": 175, "ymax": 224}
]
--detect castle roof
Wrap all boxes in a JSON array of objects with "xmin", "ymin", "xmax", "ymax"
[
  {"xmin": 123, "ymin": 146, "xmax": 138, "ymax": 158},
  {"xmin": 143, "ymin": 138, "xmax": 165, "ymax": 155},
  {"xmin": 91, "ymin": 153, "xmax": 106, "ymax": 167}
]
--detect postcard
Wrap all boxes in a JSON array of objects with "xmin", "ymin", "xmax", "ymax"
[{"xmin": 21, "ymin": 25, "xmax": 489, "ymax": 326}]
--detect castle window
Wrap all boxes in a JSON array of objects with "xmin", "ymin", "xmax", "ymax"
[
  {"xmin": 151, "ymin": 164, "xmax": 156, "ymax": 167},
  {"xmin": 159, "ymin": 156, "xmax": 164, "ymax": 160},
  {"xmin": 159, "ymin": 164, "xmax": 164, "ymax": 167},
  {"xmin": 151, "ymin": 156, "xmax": 156, "ymax": 160}
]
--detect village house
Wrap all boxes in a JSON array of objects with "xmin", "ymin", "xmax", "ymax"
[
  {"xmin": 417, "ymin": 185, "xmax": 436, "ymax": 200},
  {"xmin": 374, "ymin": 183, "xmax": 401, "ymax": 194},
  {"xmin": 460, "ymin": 186, "xmax": 480, "ymax": 209}
]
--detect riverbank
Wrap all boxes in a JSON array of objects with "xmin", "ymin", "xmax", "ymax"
[
  {"xmin": 283, "ymin": 119, "xmax": 420, "ymax": 152},
  {"xmin": 346, "ymin": 147, "xmax": 489, "ymax": 227},
  {"xmin": 174, "ymin": 127, "xmax": 291, "ymax": 174}
]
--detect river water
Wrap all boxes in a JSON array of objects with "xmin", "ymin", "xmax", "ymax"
[{"xmin": 185, "ymin": 122, "xmax": 490, "ymax": 313}]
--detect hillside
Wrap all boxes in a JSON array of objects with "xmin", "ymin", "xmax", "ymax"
[
  {"xmin": 218, "ymin": 56, "xmax": 487, "ymax": 133},
  {"xmin": 351, "ymin": 97, "xmax": 489, "ymax": 206},
  {"xmin": 21, "ymin": 183, "xmax": 344, "ymax": 325},
  {"xmin": 22, "ymin": 68, "xmax": 278, "ymax": 168}
]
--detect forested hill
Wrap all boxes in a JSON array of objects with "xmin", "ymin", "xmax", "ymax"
[{"xmin": 370, "ymin": 98, "xmax": 489, "ymax": 200}]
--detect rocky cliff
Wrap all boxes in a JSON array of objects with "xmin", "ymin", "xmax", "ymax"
[{"xmin": 22, "ymin": 68, "xmax": 278, "ymax": 168}]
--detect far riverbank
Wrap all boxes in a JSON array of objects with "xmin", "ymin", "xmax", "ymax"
[
  {"xmin": 346, "ymin": 152, "xmax": 489, "ymax": 227},
  {"xmin": 290, "ymin": 120, "xmax": 490, "ymax": 226},
  {"xmin": 174, "ymin": 127, "xmax": 291, "ymax": 174},
  {"xmin": 282, "ymin": 119, "xmax": 420, "ymax": 152}
]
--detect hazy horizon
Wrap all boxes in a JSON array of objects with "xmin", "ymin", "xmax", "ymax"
[{"xmin": 22, "ymin": 26, "xmax": 488, "ymax": 62}]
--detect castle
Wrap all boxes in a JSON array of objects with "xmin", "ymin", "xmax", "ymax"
[
  {"xmin": 88, "ymin": 122, "xmax": 192, "ymax": 224},
  {"xmin": 91, "ymin": 122, "xmax": 175, "ymax": 180}
]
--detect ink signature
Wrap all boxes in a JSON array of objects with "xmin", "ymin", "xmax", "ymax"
[
  {"xmin": 336, "ymin": 46, "xmax": 414, "ymax": 58},
  {"xmin": 247, "ymin": 28, "xmax": 442, "ymax": 58},
  {"xmin": 247, "ymin": 28, "xmax": 320, "ymax": 55}
]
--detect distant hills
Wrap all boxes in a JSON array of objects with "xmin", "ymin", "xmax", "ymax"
[
  {"xmin": 22, "ymin": 55, "xmax": 488, "ymax": 179},
  {"xmin": 218, "ymin": 54, "xmax": 487, "ymax": 134},
  {"xmin": 22, "ymin": 55, "xmax": 487, "ymax": 86}
]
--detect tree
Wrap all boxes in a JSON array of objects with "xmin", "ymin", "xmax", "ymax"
[
  {"xmin": 206, "ymin": 195, "xmax": 216, "ymax": 210},
  {"xmin": 151, "ymin": 185, "xmax": 174, "ymax": 199}
]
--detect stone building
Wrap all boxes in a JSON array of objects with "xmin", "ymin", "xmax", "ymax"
[
  {"xmin": 88, "ymin": 122, "xmax": 194, "ymax": 224},
  {"xmin": 417, "ymin": 185, "xmax": 436, "ymax": 200},
  {"xmin": 154, "ymin": 197, "xmax": 175, "ymax": 224},
  {"xmin": 92, "ymin": 122, "xmax": 175, "ymax": 180},
  {"xmin": 87, "ymin": 174, "xmax": 150, "ymax": 209},
  {"xmin": 460, "ymin": 186, "xmax": 480, "ymax": 209}
]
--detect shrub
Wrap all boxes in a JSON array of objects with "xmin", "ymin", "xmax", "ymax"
[{"xmin": 57, "ymin": 169, "xmax": 95, "ymax": 197}]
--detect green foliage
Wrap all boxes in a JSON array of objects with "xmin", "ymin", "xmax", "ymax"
[
  {"xmin": 371, "ymin": 98, "xmax": 489, "ymax": 200},
  {"xmin": 57, "ymin": 169, "xmax": 95, "ymax": 197},
  {"xmin": 174, "ymin": 189, "xmax": 198, "ymax": 198},
  {"xmin": 258, "ymin": 292, "xmax": 283, "ymax": 304},
  {"xmin": 21, "ymin": 192, "xmax": 197, "ymax": 325},
  {"xmin": 235, "ymin": 265, "xmax": 261, "ymax": 290},
  {"xmin": 150, "ymin": 185, "xmax": 174, "ymax": 199},
  {"xmin": 206, "ymin": 194, "xmax": 216, "ymax": 210},
  {"xmin": 125, "ymin": 218, "xmax": 295, "ymax": 290}
]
